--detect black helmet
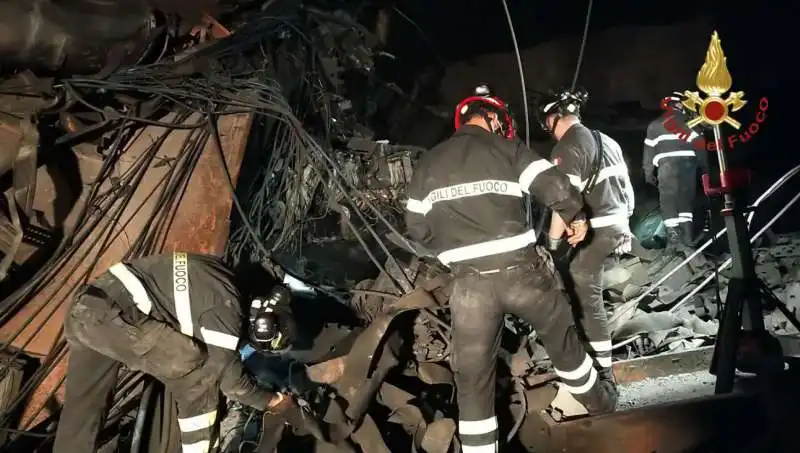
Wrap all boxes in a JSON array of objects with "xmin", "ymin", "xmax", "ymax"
[
  {"xmin": 454, "ymin": 84, "xmax": 516, "ymax": 139},
  {"xmin": 249, "ymin": 284, "xmax": 295, "ymax": 353},
  {"xmin": 536, "ymin": 88, "xmax": 588, "ymax": 134}
]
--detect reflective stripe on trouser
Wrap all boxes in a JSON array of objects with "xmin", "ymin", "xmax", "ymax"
[
  {"xmin": 657, "ymin": 157, "xmax": 697, "ymax": 230},
  {"xmin": 172, "ymin": 364, "xmax": 221, "ymax": 453},
  {"xmin": 568, "ymin": 234, "xmax": 619, "ymax": 372},
  {"xmin": 449, "ymin": 250, "xmax": 607, "ymax": 431},
  {"xmin": 459, "ymin": 417, "xmax": 499, "ymax": 453},
  {"xmin": 54, "ymin": 289, "xmax": 216, "ymax": 453},
  {"xmin": 178, "ymin": 410, "xmax": 220, "ymax": 453}
]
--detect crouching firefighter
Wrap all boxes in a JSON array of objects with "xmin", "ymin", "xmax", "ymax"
[
  {"xmin": 643, "ymin": 91, "xmax": 708, "ymax": 258},
  {"xmin": 53, "ymin": 253, "xmax": 299, "ymax": 453},
  {"xmin": 538, "ymin": 88, "xmax": 635, "ymax": 401},
  {"xmin": 405, "ymin": 85, "xmax": 616, "ymax": 453}
]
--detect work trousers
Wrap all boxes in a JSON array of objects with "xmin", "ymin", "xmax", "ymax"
[
  {"xmin": 567, "ymin": 232, "xmax": 621, "ymax": 377},
  {"xmin": 657, "ymin": 157, "xmax": 697, "ymax": 230},
  {"xmin": 53, "ymin": 280, "xmax": 221, "ymax": 453},
  {"xmin": 449, "ymin": 248, "xmax": 604, "ymax": 453}
]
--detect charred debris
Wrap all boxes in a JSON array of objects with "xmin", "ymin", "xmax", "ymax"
[{"xmin": 0, "ymin": 1, "xmax": 797, "ymax": 453}]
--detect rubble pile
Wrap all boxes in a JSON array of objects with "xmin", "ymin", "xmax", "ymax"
[
  {"xmin": 605, "ymin": 233, "xmax": 800, "ymax": 361},
  {"xmin": 214, "ymin": 234, "xmax": 800, "ymax": 451}
]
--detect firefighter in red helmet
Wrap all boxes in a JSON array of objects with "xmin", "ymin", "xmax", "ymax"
[
  {"xmin": 453, "ymin": 84, "xmax": 517, "ymax": 139},
  {"xmin": 404, "ymin": 85, "xmax": 616, "ymax": 453}
]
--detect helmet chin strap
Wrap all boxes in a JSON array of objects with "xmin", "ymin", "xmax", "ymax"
[
  {"xmin": 481, "ymin": 112, "xmax": 495, "ymax": 133},
  {"xmin": 549, "ymin": 114, "xmax": 563, "ymax": 136}
]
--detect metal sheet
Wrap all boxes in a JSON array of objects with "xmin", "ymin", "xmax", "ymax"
[
  {"xmin": 163, "ymin": 113, "xmax": 253, "ymax": 253},
  {"xmin": 612, "ymin": 345, "xmax": 714, "ymax": 384},
  {"xmin": 4, "ymin": 112, "xmax": 251, "ymax": 428}
]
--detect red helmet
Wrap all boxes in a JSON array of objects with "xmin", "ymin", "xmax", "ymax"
[{"xmin": 454, "ymin": 84, "xmax": 515, "ymax": 139}]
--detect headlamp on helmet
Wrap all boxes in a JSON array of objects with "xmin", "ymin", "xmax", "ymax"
[
  {"xmin": 537, "ymin": 88, "xmax": 589, "ymax": 134},
  {"xmin": 454, "ymin": 84, "xmax": 516, "ymax": 139},
  {"xmin": 249, "ymin": 284, "xmax": 293, "ymax": 353}
]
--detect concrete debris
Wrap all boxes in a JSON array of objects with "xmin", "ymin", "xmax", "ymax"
[
  {"xmin": 606, "ymin": 233, "xmax": 800, "ymax": 360},
  {"xmin": 616, "ymin": 370, "xmax": 717, "ymax": 410}
]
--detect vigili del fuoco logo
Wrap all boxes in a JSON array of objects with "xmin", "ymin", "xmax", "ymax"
[{"xmin": 659, "ymin": 31, "xmax": 768, "ymax": 152}]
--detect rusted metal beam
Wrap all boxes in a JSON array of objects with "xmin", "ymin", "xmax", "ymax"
[
  {"xmin": 518, "ymin": 391, "xmax": 764, "ymax": 453},
  {"xmin": 518, "ymin": 346, "xmax": 785, "ymax": 453},
  {"xmin": 163, "ymin": 112, "xmax": 252, "ymax": 253},
  {"xmin": 0, "ymin": 111, "xmax": 252, "ymax": 428},
  {"xmin": 612, "ymin": 345, "xmax": 714, "ymax": 385}
]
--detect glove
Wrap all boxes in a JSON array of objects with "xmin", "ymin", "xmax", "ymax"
[
  {"xmin": 265, "ymin": 392, "xmax": 297, "ymax": 415},
  {"xmin": 268, "ymin": 393, "xmax": 327, "ymax": 440},
  {"xmin": 613, "ymin": 233, "xmax": 633, "ymax": 256},
  {"xmin": 261, "ymin": 394, "xmax": 327, "ymax": 445},
  {"xmin": 644, "ymin": 171, "xmax": 657, "ymax": 186}
]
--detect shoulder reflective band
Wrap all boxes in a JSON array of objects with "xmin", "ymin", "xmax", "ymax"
[
  {"xmin": 173, "ymin": 252, "xmax": 193, "ymax": 336},
  {"xmin": 108, "ymin": 263, "xmax": 153, "ymax": 315},
  {"xmin": 519, "ymin": 159, "xmax": 555, "ymax": 192}
]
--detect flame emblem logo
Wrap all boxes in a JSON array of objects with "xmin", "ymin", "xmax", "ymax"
[{"xmin": 682, "ymin": 31, "xmax": 747, "ymax": 129}]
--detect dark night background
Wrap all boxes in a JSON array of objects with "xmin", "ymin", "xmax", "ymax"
[{"xmin": 379, "ymin": 0, "xmax": 793, "ymax": 231}]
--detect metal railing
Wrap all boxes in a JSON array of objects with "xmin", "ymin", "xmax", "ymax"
[{"xmin": 611, "ymin": 164, "xmax": 800, "ymax": 349}]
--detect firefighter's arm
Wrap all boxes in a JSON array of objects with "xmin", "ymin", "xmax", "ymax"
[
  {"xmin": 198, "ymin": 310, "xmax": 276, "ymax": 411},
  {"xmin": 547, "ymin": 141, "xmax": 591, "ymax": 248},
  {"xmin": 404, "ymin": 168, "xmax": 433, "ymax": 245},
  {"xmin": 271, "ymin": 289, "xmax": 297, "ymax": 352},
  {"xmin": 642, "ymin": 122, "xmax": 659, "ymax": 185},
  {"xmin": 515, "ymin": 143, "xmax": 585, "ymax": 224},
  {"xmin": 551, "ymin": 140, "xmax": 590, "ymax": 191}
]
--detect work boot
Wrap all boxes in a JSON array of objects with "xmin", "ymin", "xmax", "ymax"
[
  {"xmin": 598, "ymin": 368, "xmax": 619, "ymax": 410},
  {"xmin": 548, "ymin": 384, "xmax": 589, "ymax": 421},
  {"xmin": 677, "ymin": 222, "xmax": 712, "ymax": 269},
  {"xmin": 679, "ymin": 222, "xmax": 699, "ymax": 248},
  {"xmin": 646, "ymin": 226, "xmax": 684, "ymax": 276},
  {"xmin": 548, "ymin": 375, "xmax": 618, "ymax": 421}
]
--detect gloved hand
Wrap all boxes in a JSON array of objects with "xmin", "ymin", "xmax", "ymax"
[
  {"xmin": 265, "ymin": 392, "xmax": 297, "ymax": 415},
  {"xmin": 613, "ymin": 233, "xmax": 633, "ymax": 256},
  {"xmin": 266, "ymin": 393, "xmax": 327, "ymax": 440},
  {"xmin": 644, "ymin": 171, "xmax": 657, "ymax": 186}
]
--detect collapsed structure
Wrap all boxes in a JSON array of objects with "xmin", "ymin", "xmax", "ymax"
[{"xmin": 0, "ymin": 1, "xmax": 797, "ymax": 453}]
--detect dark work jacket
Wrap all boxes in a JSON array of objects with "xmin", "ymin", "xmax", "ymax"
[
  {"xmin": 103, "ymin": 252, "xmax": 273, "ymax": 410},
  {"xmin": 404, "ymin": 125, "xmax": 584, "ymax": 271},
  {"xmin": 551, "ymin": 123, "xmax": 634, "ymax": 236},
  {"xmin": 643, "ymin": 111, "xmax": 710, "ymax": 183}
]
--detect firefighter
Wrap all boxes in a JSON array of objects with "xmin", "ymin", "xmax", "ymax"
[
  {"xmin": 643, "ymin": 91, "xmax": 705, "ymax": 255},
  {"xmin": 405, "ymin": 85, "xmax": 616, "ymax": 453},
  {"xmin": 53, "ymin": 253, "xmax": 298, "ymax": 453},
  {"xmin": 537, "ymin": 88, "xmax": 635, "ymax": 401}
]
